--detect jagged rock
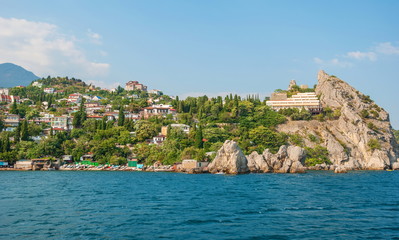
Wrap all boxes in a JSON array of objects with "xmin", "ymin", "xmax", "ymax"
[
  {"xmin": 208, "ymin": 140, "xmax": 249, "ymax": 174},
  {"xmin": 247, "ymin": 151, "xmax": 272, "ymax": 173},
  {"xmin": 288, "ymin": 79, "xmax": 297, "ymax": 90},
  {"xmin": 392, "ymin": 162, "xmax": 399, "ymax": 170},
  {"xmin": 334, "ymin": 166, "xmax": 348, "ymax": 173},
  {"xmin": 277, "ymin": 70, "xmax": 399, "ymax": 170},
  {"xmin": 247, "ymin": 145, "xmax": 306, "ymax": 173}
]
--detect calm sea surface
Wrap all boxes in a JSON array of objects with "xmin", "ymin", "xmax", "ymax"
[{"xmin": 0, "ymin": 171, "xmax": 398, "ymax": 240}]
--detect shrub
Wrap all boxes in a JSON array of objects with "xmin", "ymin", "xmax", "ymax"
[
  {"xmin": 305, "ymin": 145, "xmax": 331, "ymax": 166},
  {"xmin": 360, "ymin": 110, "xmax": 369, "ymax": 119},
  {"xmin": 367, "ymin": 139, "xmax": 381, "ymax": 151},
  {"xmin": 289, "ymin": 134, "xmax": 304, "ymax": 147},
  {"xmin": 308, "ymin": 134, "xmax": 319, "ymax": 143},
  {"xmin": 367, "ymin": 122, "xmax": 379, "ymax": 132}
]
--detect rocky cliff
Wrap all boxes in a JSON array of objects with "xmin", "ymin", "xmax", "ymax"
[
  {"xmin": 208, "ymin": 140, "xmax": 249, "ymax": 174},
  {"xmin": 277, "ymin": 70, "xmax": 399, "ymax": 170}
]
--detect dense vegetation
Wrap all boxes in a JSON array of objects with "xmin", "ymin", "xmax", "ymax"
[{"xmin": 0, "ymin": 77, "xmax": 335, "ymax": 166}]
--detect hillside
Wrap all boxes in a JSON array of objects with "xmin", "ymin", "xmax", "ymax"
[
  {"xmin": 277, "ymin": 70, "xmax": 399, "ymax": 170},
  {"xmin": 0, "ymin": 63, "xmax": 40, "ymax": 87}
]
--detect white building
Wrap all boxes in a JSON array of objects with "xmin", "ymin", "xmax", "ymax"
[
  {"xmin": 32, "ymin": 82, "xmax": 43, "ymax": 88},
  {"xmin": 266, "ymin": 92, "xmax": 322, "ymax": 113},
  {"xmin": 0, "ymin": 88, "xmax": 9, "ymax": 95},
  {"xmin": 44, "ymin": 88, "xmax": 55, "ymax": 94}
]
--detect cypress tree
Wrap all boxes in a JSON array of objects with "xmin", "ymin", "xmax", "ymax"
[
  {"xmin": 21, "ymin": 120, "xmax": 29, "ymax": 141},
  {"xmin": 195, "ymin": 125, "xmax": 203, "ymax": 148},
  {"xmin": 118, "ymin": 106, "xmax": 125, "ymax": 126},
  {"xmin": 3, "ymin": 135, "xmax": 10, "ymax": 152},
  {"xmin": 15, "ymin": 123, "xmax": 21, "ymax": 142}
]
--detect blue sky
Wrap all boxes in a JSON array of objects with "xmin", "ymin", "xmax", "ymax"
[{"xmin": 1, "ymin": 0, "xmax": 399, "ymax": 128}]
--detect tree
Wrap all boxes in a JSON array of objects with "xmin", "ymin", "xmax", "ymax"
[
  {"xmin": 72, "ymin": 99, "xmax": 87, "ymax": 128},
  {"xmin": 195, "ymin": 125, "xmax": 204, "ymax": 148},
  {"xmin": 0, "ymin": 118, "xmax": 4, "ymax": 132},
  {"xmin": 20, "ymin": 120, "xmax": 29, "ymax": 141},
  {"xmin": 135, "ymin": 121, "xmax": 158, "ymax": 142},
  {"xmin": 118, "ymin": 106, "xmax": 125, "ymax": 126},
  {"xmin": 305, "ymin": 146, "xmax": 331, "ymax": 166},
  {"xmin": 9, "ymin": 100, "xmax": 19, "ymax": 115},
  {"xmin": 248, "ymin": 126, "xmax": 287, "ymax": 153}
]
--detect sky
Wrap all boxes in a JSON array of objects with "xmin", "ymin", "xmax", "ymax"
[{"xmin": 0, "ymin": 0, "xmax": 399, "ymax": 128}]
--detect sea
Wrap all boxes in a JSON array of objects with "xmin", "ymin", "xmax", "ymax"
[{"xmin": 0, "ymin": 171, "xmax": 398, "ymax": 240}]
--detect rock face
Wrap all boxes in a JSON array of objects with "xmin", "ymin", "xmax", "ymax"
[
  {"xmin": 247, "ymin": 145, "xmax": 306, "ymax": 173},
  {"xmin": 277, "ymin": 70, "xmax": 399, "ymax": 170},
  {"xmin": 208, "ymin": 140, "xmax": 249, "ymax": 174}
]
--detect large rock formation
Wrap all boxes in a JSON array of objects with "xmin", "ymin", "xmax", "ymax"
[
  {"xmin": 208, "ymin": 140, "xmax": 249, "ymax": 174},
  {"xmin": 247, "ymin": 145, "xmax": 306, "ymax": 173},
  {"xmin": 277, "ymin": 70, "xmax": 399, "ymax": 170}
]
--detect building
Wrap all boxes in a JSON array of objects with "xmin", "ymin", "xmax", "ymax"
[
  {"xmin": 143, "ymin": 104, "xmax": 175, "ymax": 119},
  {"xmin": 3, "ymin": 114, "xmax": 20, "ymax": 129},
  {"xmin": 14, "ymin": 160, "xmax": 33, "ymax": 170},
  {"xmin": 149, "ymin": 89, "xmax": 162, "ymax": 95},
  {"xmin": 181, "ymin": 159, "xmax": 209, "ymax": 171},
  {"xmin": 32, "ymin": 82, "xmax": 43, "ymax": 88},
  {"xmin": 61, "ymin": 155, "xmax": 73, "ymax": 164},
  {"xmin": 161, "ymin": 124, "xmax": 190, "ymax": 136},
  {"xmin": 125, "ymin": 81, "xmax": 147, "ymax": 91},
  {"xmin": 152, "ymin": 135, "xmax": 167, "ymax": 145},
  {"xmin": 68, "ymin": 93, "xmax": 83, "ymax": 103},
  {"xmin": 0, "ymin": 88, "xmax": 9, "ymax": 95},
  {"xmin": 44, "ymin": 88, "xmax": 55, "ymax": 94},
  {"xmin": 51, "ymin": 116, "xmax": 72, "ymax": 130},
  {"xmin": 266, "ymin": 92, "xmax": 322, "ymax": 113},
  {"xmin": 0, "ymin": 95, "xmax": 20, "ymax": 103},
  {"xmin": 0, "ymin": 160, "xmax": 9, "ymax": 168}
]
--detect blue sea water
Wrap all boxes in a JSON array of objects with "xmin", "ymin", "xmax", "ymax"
[{"xmin": 0, "ymin": 171, "xmax": 398, "ymax": 240}]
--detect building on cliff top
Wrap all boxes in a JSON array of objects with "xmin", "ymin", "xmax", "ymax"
[
  {"xmin": 125, "ymin": 81, "xmax": 147, "ymax": 92},
  {"xmin": 266, "ymin": 92, "xmax": 322, "ymax": 113}
]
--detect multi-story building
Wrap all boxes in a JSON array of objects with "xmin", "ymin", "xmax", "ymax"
[
  {"xmin": 142, "ymin": 104, "xmax": 175, "ymax": 119},
  {"xmin": 68, "ymin": 93, "xmax": 83, "ymax": 103},
  {"xmin": 125, "ymin": 81, "xmax": 147, "ymax": 91},
  {"xmin": 266, "ymin": 92, "xmax": 322, "ymax": 113},
  {"xmin": 44, "ymin": 88, "xmax": 55, "ymax": 94},
  {"xmin": 0, "ymin": 95, "xmax": 20, "ymax": 103},
  {"xmin": 0, "ymin": 88, "xmax": 10, "ymax": 95},
  {"xmin": 51, "ymin": 116, "xmax": 72, "ymax": 130}
]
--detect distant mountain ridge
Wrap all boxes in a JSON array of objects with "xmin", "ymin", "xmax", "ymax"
[{"xmin": 0, "ymin": 63, "xmax": 40, "ymax": 88}]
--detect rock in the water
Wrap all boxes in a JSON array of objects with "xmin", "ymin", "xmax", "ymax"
[
  {"xmin": 334, "ymin": 166, "xmax": 348, "ymax": 173},
  {"xmin": 247, "ymin": 151, "xmax": 272, "ymax": 173},
  {"xmin": 208, "ymin": 140, "xmax": 249, "ymax": 174},
  {"xmin": 392, "ymin": 161, "xmax": 399, "ymax": 170},
  {"xmin": 247, "ymin": 145, "xmax": 306, "ymax": 173}
]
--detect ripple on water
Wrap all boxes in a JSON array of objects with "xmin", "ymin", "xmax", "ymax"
[{"xmin": 0, "ymin": 171, "xmax": 398, "ymax": 239}]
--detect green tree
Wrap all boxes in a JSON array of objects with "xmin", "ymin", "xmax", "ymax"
[
  {"xmin": 20, "ymin": 120, "xmax": 29, "ymax": 141},
  {"xmin": 248, "ymin": 126, "xmax": 287, "ymax": 153},
  {"xmin": 135, "ymin": 121, "xmax": 158, "ymax": 142},
  {"xmin": 194, "ymin": 125, "xmax": 204, "ymax": 148},
  {"xmin": 305, "ymin": 146, "xmax": 331, "ymax": 166},
  {"xmin": 118, "ymin": 106, "xmax": 125, "ymax": 126}
]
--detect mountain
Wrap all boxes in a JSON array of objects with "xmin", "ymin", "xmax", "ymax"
[
  {"xmin": 0, "ymin": 63, "xmax": 40, "ymax": 88},
  {"xmin": 277, "ymin": 70, "xmax": 399, "ymax": 170}
]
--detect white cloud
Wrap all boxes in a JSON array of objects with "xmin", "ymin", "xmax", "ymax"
[
  {"xmin": 87, "ymin": 29, "xmax": 102, "ymax": 45},
  {"xmin": 346, "ymin": 51, "xmax": 377, "ymax": 61},
  {"xmin": 375, "ymin": 42, "xmax": 399, "ymax": 55},
  {"xmin": 313, "ymin": 57, "xmax": 352, "ymax": 68},
  {"xmin": 0, "ymin": 17, "xmax": 109, "ymax": 78}
]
